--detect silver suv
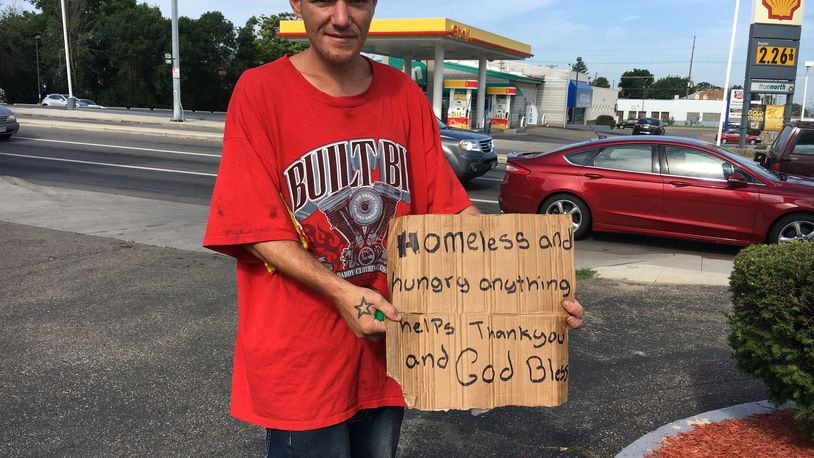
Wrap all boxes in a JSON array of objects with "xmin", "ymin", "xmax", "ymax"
[
  {"xmin": 41, "ymin": 93, "xmax": 69, "ymax": 107},
  {"xmin": 438, "ymin": 119, "xmax": 497, "ymax": 182}
]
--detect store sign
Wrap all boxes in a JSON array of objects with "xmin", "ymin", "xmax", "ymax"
[
  {"xmin": 750, "ymin": 80, "xmax": 795, "ymax": 93},
  {"xmin": 753, "ymin": 0, "xmax": 805, "ymax": 25},
  {"xmin": 747, "ymin": 103, "xmax": 766, "ymax": 130},
  {"xmin": 449, "ymin": 24, "xmax": 472, "ymax": 42}
]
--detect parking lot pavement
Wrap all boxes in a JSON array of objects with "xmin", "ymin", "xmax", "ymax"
[{"xmin": 0, "ymin": 221, "xmax": 766, "ymax": 456}]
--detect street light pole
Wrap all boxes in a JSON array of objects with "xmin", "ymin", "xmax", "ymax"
[
  {"xmin": 34, "ymin": 35, "xmax": 42, "ymax": 103},
  {"xmin": 803, "ymin": 61, "xmax": 813, "ymax": 121},
  {"xmin": 59, "ymin": 0, "xmax": 75, "ymax": 109},
  {"xmin": 170, "ymin": 0, "xmax": 183, "ymax": 121}
]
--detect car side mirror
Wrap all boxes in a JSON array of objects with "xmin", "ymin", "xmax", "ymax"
[{"xmin": 727, "ymin": 171, "xmax": 748, "ymax": 187}]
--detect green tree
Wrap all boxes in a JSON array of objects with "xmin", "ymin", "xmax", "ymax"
[
  {"xmin": 570, "ymin": 56, "xmax": 587, "ymax": 74},
  {"xmin": 92, "ymin": 0, "xmax": 169, "ymax": 107},
  {"xmin": 256, "ymin": 12, "xmax": 307, "ymax": 64},
  {"xmin": 180, "ymin": 11, "xmax": 237, "ymax": 111},
  {"xmin": 30, "ymin": 0, "xmax": 106, "ymax": 99},
  {"xmin": 232, "ymin": 17, "xmax": 263, "ymax": 79},
  {"xmin": 648, "ymin": 75, "xmax": 690, "ymax": 99},
  {"xmin": 590, "ymin": 76, "xmax": 610, "ymax": 88},
  {"xmin": 0, "ymin": 6, "xmax": 46, "ymax": 102},
  {"xmin": 690, "ymin": 81, "xmax": 719, "ymax": 93},
  {"xmin": 618, "ymin": 68, "xmax": 654, "ymax": 98}
]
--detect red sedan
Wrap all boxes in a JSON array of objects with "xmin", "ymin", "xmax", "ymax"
[
  {"xmin": 717, "ymin": 129, "xmax": 762, "ymax": 145},
  {"xmin": 499, "ymin": 136, "xmax": 814, "ymax": 245}
]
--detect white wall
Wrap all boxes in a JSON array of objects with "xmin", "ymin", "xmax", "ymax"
[
  {"xmin": 616, "ymin": 99, "xmax": 727, "ymax": 126},
  {"xmin": 587, "ymin": 86, "xmax": 619, "ymax": 121}
]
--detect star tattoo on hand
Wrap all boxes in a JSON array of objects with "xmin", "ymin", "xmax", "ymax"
[{"xmin": 354, "ymin": 297, "xmax": 374, "ymax": 319}]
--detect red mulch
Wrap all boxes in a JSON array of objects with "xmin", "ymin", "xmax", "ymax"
[{"xmin": 649, "ymin": 410, "xmax": 814, "ymax": 457}]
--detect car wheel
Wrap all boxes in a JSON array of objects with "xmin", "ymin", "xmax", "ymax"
[
  {"xmin": 540, "ymin": 194, "xmax": 591, "ymax": 239},
  {"xmin": 0, "ymin": 133, "xmax": 11, "ymax": 141},
  {"xmin": 768, "ymin": 213, "xmax": 814, "ymax": 244}
]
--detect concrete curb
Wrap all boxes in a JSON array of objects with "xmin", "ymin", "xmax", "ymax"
[
  {"xmin": 615, "ymin": 400, "xmax": 779, "ymax": 457},
  {"xmin": 19, "ymin": 118, "xmax": 224, "ymax": 142},
  {"xmin": 594, "ymin": 264, "xmax": 731, "ymax": 286}
]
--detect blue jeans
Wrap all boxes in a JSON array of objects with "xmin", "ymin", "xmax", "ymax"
[{"xmin": 266, "ymin": 407, "xmax": 404, "ymax": 457}]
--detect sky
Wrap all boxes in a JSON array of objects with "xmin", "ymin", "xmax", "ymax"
[{"xmin": 151, "ymin": 0, "xmax": 810, "ymax": 107}]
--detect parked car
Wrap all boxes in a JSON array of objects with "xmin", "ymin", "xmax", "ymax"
[
  {"xmin": 438, "ymin": 119, "xmax": 497, "ymax": 182},
  {"xmin": 0, "ymin": 105, "xmax": 20, "ymax": 140},
  {"xmin": 41, "ymin": 93, "xmax": 69, "ymax": 107},
  {"xmin": 77, "ymin": 99, "xmax": 105, "ymax": 109},
  {"xmin": 754, "ymin": 121, "xmax": 814, "ymax": 178},
  {"xmin": 632, "ymin": 117, "xmax": 665, "ymax": 135},
  {"xmin": 717, "ymin": 129, "xmax": 761, "ymax": 145},
  {"xmin": 617, "ymin": 119, "xmax": 637, "ymax": 129},
  {"xmin": 499, "ymin": 136, "xmax": 814, "ymax": 245}
]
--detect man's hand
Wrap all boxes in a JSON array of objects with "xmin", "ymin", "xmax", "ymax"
[
  {"xmin": 335, "ymin": 285, "xmax": 402, "ymax": 340},
  {"xmin": 562, "ymin": 299, "xmax": 584, "ymax": 329}
]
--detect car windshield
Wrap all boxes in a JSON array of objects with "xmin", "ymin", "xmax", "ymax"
[
  {"xmin": 437, "ymin": 119, "xmax": 450, "ymax": 129},
  {"xmin": 770, "ymin": 124, "xmax": 794, "ymax": 151},
  {"xmin": 710, "ymin": 144, "xmax": 779, "ymax": 181}
]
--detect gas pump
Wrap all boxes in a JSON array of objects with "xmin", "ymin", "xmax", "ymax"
[
  {"xmin": 444, "ymin": 80, "xmax": 478, "ymax": 129},
  {"xmin": 487, "ymin": 86, "xmax": 516, "ymax": 130}
]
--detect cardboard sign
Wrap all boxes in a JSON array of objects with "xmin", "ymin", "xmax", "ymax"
[{"xmin": 385, "ymin": 214, "xmax": 575, "ymax": 410}]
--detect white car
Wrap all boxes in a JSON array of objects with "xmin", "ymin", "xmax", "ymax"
[{"xmin": 41, "ymin": 93, "xmax": 69, "ymax": 107}]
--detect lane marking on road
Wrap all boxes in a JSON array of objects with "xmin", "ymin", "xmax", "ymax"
[
  {"xmin": 1, "ymin": 151, "xmax": 500, "ymax": 203},
  {"xmin": 0, "ymin": 153, "xmax": 217, "ymax": 177},
  {"xmin": 473, "ymin": 176, "xmax": 504, "ymax": 182},
  {"xmin": 12, "ymin": 136, "xmax": 220, "ymax": 158}
]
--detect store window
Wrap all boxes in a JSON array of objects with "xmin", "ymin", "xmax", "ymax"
[{"xmin": 702, "ymin": 113, "xmax": 721, "ymax": 122}]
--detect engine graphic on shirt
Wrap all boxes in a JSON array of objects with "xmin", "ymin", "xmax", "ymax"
[{"xmin": 283, "ymin": 137, "xmax": 412, "ymax": 279}]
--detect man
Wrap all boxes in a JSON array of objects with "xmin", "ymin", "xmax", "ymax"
[
  {"xmin": 203, "ymin": 1, "xmax": 584, "ymax": 456},
  {"xmin": 484, "ymin": 106, "xmax": 493, "ymax": 136}
]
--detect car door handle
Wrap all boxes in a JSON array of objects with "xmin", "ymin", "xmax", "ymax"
[
  {"xmin": 668, "ymin": 181, "xmax": 691, "ymax": 187},
  {"xmin": 584, "ymin": 173, "xmax": 604, "ymax": 180}
]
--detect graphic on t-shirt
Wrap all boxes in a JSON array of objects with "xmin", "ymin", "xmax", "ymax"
[{"xmin": 283, "ymin": 138, "xmax": 412, "ymax": 279}]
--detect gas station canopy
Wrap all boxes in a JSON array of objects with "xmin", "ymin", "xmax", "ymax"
[
  {"xmin": 278, "ymin": 17, "xmax": 533, "ymax": 61},
  {"xmin": 279, "ymin": 18, "xmax": 533, "ymax": 128}
]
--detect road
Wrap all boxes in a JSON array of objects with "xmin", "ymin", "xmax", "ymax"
[
  {"xmin": 0, "ymin": 123, "xmax": 740, "ymax": 277},
  {"xmin": 0, "ymin": 125, "xmax": 504, "ymax": 210}
]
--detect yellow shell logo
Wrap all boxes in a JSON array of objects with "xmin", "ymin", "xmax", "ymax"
[{"xmin": 761, "ymin": 0, "xmax": 801, "ymax": 20}]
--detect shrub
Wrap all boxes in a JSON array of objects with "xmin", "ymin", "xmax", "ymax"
[
  {"xmin": 595, "ymin": 115, "xmax": 616, "ymax": 128},
  {"xmin": 728, "ymin": 242, "xmax": 814, "ymax": 440}
]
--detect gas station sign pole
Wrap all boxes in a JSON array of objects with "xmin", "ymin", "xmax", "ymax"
[{"xmin": 739, "ymin": 0, "xmax": 804, "ymax": 147}]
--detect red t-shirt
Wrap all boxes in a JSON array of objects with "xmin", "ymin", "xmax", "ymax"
[{"xmin": 203, "ymin": 55, "xmax": 472, "ymax": 430}]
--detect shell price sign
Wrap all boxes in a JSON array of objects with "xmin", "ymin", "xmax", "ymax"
[
  {"xmin": 753, "ymin": 0, "xmax": 805, "ymax": 26},
  {"xmin": 385, "ymin": 214, "xmax": 575, "ymax": 410}
]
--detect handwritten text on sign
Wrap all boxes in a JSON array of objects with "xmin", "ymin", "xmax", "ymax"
[{"xmin": 385, "ymin": 214, "xmax": 575, "ymax": 410}]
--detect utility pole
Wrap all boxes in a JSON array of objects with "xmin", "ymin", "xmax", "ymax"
[
  {"xmin": 171, "ymin": 0, "xmax": 184, "ymax": 121},
  {"xmin": 686, "ymin": 35, "xmax": 696, "ymax": 97},
  {"xmin": 34, "ymin": 35, "xmax": 42, "ymax": 102}
]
